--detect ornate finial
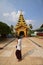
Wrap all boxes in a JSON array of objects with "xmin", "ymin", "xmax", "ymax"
[{"xmin": 20, "ymin": 10, "xmax": 22, "ymax": 15}]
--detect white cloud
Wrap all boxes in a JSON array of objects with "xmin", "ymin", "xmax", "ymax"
[
  {"xmin": 26, "ymin": 20, "xmax": 33, "ymax": 24},
  {"xmin": 3, "ymin": 10, "xmax": 24, "ymax": 22},
  {"xmin": 3, "ymin": 11, "xmax": 34, "ymax": 26},
  {"xmin": 2, "ymin": 11, "xmax": 36, "ymax": 29},
  {"xmin": 3, "ymin": 13, "xmax": 9, "ymax": 17},
  {"xmin": 17, "ymin": 11, "xmax": 21, "ymax": 17}
]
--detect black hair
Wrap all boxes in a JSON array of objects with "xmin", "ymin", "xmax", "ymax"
[{"xmin": 18, "ymin": 36, "xmax": 22, "ymax": 39}]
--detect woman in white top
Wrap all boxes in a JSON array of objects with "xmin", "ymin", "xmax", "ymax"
[{"xmin": 15, "ymin": 36, "xmax": 22, "ymax": 61}]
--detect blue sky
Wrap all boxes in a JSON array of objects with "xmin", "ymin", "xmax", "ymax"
[{"xmin": 0, "ymin": 0, "xmax": 43, "ymax": 29}]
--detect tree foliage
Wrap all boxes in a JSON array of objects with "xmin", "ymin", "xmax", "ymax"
[
  {"xmin": 0, "ymin": 22, "xmax": 11, "ymax": 37},
  {"xmin": 10, "ymin": 25, "xmax": 13, "ymax": 31},
  {"xmin": 29, "ymin": 24, "xmax": 33, "ymax": 29}
]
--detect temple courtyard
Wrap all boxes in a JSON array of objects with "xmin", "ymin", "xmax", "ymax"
[{"xmin": 0, "ymin": 37, "xmax": 43, "ymax": 65}]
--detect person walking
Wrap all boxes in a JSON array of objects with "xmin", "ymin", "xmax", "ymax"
[{"xmin": 15, "ymin": 36, "xmax": 22, "ymax": 61}]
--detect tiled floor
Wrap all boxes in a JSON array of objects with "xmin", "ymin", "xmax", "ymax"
[{"xmin": 0, "ymin": 37, "xmax": 43, "ymax": 65}]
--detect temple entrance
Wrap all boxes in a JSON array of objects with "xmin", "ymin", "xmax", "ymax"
[{"xmin": 19, "ymin": 31, "xmax": 24, "ymax": 37}]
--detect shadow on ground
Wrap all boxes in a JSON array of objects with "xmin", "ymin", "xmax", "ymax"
[{"xmin": 22, "ymin": 49, "xmax": 34, "ymax": 59}]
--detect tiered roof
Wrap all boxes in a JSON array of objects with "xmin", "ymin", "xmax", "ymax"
[{"xmin": 15, "ymin": 11, "xmax": 29, "ymax": 29}]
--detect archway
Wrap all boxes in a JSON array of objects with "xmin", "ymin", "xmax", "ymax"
[{"xmin": 19, "ymin": 31, "xmax": 24, "ymax": 37}]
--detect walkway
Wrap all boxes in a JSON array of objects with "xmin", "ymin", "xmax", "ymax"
[{"xmin": 0, "ymin": 37, "xmax": 43, "ymax": 65}]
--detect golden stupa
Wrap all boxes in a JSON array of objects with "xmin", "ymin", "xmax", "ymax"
[{"xmin": 14, "ymin": 11, "xmax": 29, "ymax": 37}]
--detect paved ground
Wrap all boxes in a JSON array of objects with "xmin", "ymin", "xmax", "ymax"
[
  {"xmin": 0, "ymin": 38, "xmax": 15, "ymax": 49},
  {"xmin": 29, "ymin": 37, "xmax": 43, "ymax": 47},
  {"xmin": 0, "ymin": 37, "xmax": 43, "ymax": 65}
]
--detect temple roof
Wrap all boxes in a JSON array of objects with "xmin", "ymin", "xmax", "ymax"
[{"xmin": 15, "ymin": 11, "xmax": 29, "ymax": 29}]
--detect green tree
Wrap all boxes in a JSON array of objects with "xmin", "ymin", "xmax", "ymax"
[
  {"xmin": 29, "ymin": 24, "xmax": 33, "ymax": 29},
  {"xmin": 0, "ymin": 22, "xmax": 11, "ymax": 38},
  {"xmin": 27, "ymin": 24, "xmax": 33, "ymax": 37},
  {"xmin": 10, "ymin": 25, "xmax": 13, "ymax": 31}
]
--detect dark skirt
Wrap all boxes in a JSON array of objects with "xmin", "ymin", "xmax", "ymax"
[{"xmin": 15, "ymin": 50, "xmax": 22, "ymax": 60}]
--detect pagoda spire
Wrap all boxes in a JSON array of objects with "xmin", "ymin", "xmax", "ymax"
[
  {"xmin": 20, "ymin": 10, "xmax": 23, "ymax": 15},
  {"xmin": 15, "ymin": 10, "xmax": 28, "ymax": 29}
]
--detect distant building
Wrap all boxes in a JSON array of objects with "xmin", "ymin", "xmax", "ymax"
[{"xmin": 13, "ymin": 11, "xmax": 30, "ymax": 37}]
